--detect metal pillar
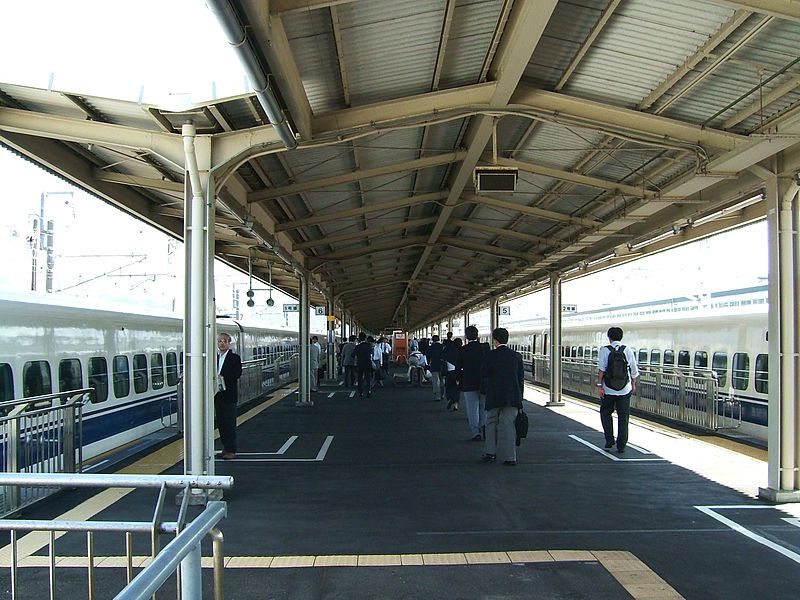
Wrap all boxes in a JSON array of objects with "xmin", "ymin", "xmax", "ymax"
[
  {"xmin": 547, "ymin": 272, "xmax": 565, "ymax": 406},
  {"xmin": 463, "ymin": 311, "xmax": 469, "ymax": 333},
  {"xmin": 326, "ymin": 294, "xmax": 336, "ymax": 381},
  {"xmin": 489, "ymin": 297, "xmax": 499, "ymax": 334},
  {"xmin": 759, "ymin": 171, "xmax": 800, "ymax": 502},
  {"xmin": 297, "ymin": 274, "xmax": 313, "ymax": 406},
  {"xmin": 447, "ymin": 317, "xmax": 453, "ymax": 338},
  {"xmin": 181, "ymin": 123, "xmax": 215, "ymax": 479}
]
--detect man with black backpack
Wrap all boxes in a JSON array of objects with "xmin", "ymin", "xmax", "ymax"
[{"xmin": 597, "ymin": 327, "xmax": 639, "ymax": 453}]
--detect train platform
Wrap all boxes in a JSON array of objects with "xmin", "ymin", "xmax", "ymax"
[{"xmin": 2, "ymin": 374, "xmax": 798, "ymax": 600}]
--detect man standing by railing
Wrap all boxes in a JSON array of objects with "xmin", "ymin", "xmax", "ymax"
[
  {"xmin": 215, "ymin": 332, "xmax": 242, "ymax": 460},
  {"xmin": 597, "ymin": 327, "xmax": 639, "ymax": 454}
]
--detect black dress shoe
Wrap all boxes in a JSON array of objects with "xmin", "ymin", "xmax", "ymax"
[
  {"xmin": 481, "ymin": 453, "xmax": 496, "ymax": 463},
  {"xmin": 502, "ymin": 460, "xmax": 517, "ymax": 466},
  {"xmin": 616, "ymin": 446, "xmax": 625, "ymax": 453},
  {"xmin": 469, "ymin": 434, "xmax": 483, "ymax": 442},
  {"xmin": 604, "ymin": 441, "xmax": 614, "ymax": 449}
]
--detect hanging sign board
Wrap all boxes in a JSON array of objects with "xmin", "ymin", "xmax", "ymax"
[
  {"xmin": 314, "ymin": 306, "xmax": 326, "ymax": 316},
  {"xmin": 283, "ymin": 303, "xmax": 299, "ymax": 313},
  {"xmin": 499, "ymin": 305, "xmax": 511, "ymax": 316}
]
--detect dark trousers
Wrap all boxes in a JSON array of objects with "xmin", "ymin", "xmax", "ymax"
[
  {"xmin": 214, "ymin": 394, "xmax": 237, "ymax": 453},
  {"xmin": 357, "ymin": 367, "xmax": 372, "ymax": 395},
  {"xmin": 445, "ymin": 371, "xmax": 459, "ymax": 404},
  {"xmin": 600, "ymin": 392, "xmax": 631, "ymax": 450},
  {"xmin": 344, "ymin": 365, "xmax": 356, "ymax": 387}
]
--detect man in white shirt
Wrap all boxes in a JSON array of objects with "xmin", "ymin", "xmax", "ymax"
[
  {"xmin": 310, "ymin": 336, "xmax": 321, "ymax": 392},
  {"xmin": 597, "ymin": 327, "xmax": 640, "ymax": 453}
]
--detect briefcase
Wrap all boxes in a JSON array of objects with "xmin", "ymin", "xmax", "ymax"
[{"xmin": 515, "ymin": 409, "xmax": 528, "ymax": 446}]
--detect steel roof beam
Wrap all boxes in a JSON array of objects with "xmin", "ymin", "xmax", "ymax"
[
  {"xmin": 270, "ymin": 0, "xmax": 358, "ymax": 14},
  {"xmin": 274, "ymin": 191, "xmax": 447, "ymax": 232},
  {"xmin": 310, "ymin": 236, "xmax": 430, "ymax": 265},
  {"xmin": 439, "ymin": 236, "xmax": 540, "ymax": 263},
  {"xmin": 249, "ymin": 152, "xmax": 465, "ymax": 202},
  {"xmin": 462, "ymin": 193, "xmax": 601, "ymax": 228},
  {"xmin": 94, "ymin": 170, "xmax": 184, "ymax": 193},
  {"xmin": 293, "ymin": 217, "xmax": 438, "ymax": 250},
  {"xmin": 0, "ymin": 106, "xmax": 185, "ymax": 169},
  {"xmin": 708, "ymin": 0, "xmax": 800, "ymax": 20},
  {"xmin": 510, "ymin": 86, "xmax": 745, "ymax": 152}
]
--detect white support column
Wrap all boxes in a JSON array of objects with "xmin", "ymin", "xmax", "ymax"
[
  {"xmin": 489, "ymin": 297, "xmax": 499, "ymax": 334},
  {"xmin": 326, "ymin": 294, "xmax": 336, "ymax": 381},
  {"xmin": 181, "ymin": 123, "xmax": 214, "ymax": 480},
  {"xmin": 759, "ymin": 172, "xmax": 800, "ymax": 502},
  {"xmin": 297, "ymin": 274, "xmax": 313, "ymax": 406},
  {"xmin": 548, "ymin": 272, "xmax": 565, "ymax": 406}
]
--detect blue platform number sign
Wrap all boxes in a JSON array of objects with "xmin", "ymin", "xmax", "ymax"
[
  {"xmin": 499, "ymin": 305, "xmax": 511, "ymax": 316},
  {"xmin": 315, "ymin": 306, "xmax": 326, "ymax": 316}
]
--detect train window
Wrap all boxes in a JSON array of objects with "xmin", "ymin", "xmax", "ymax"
[
  {"xmin": 179, "ymin": 352, "xmax": 184, "ymax": 377},
  {"xmin": 591, "ymin": 347, "xmax": 598, "ymax": 361},
  {"xmin": 663, "ymin": 350, "xmax": 675, "ymax": 365},
  {"xmin": 58, "ymin": 359, "xmax": 83, "ymax": 393},
  {"xmin": 677, "ymin": 350, "xmax": 690, "ymax": 367},
  {"xmin": 638, "ymin": 349, "xmax": 648, "ymax": 364},
  {"xmin": 532, "ymin": 335, "xmax": 538, "ymax": 353},
  {"xmin": 0, "ymin": 363, "xmax": 13, "ymax": 402},
  {"xmin": 133, "ymin": 354, "xmax": 148, "ymax": 394},
  {"xmin": 543, "ymin": 334, "xmax": 549, "ymax": 355},
  {"xmin": 88, "ymin": 357, "xmax": 108, "ymax": 403},
  {"xmin": 150, "ymin": 353, "xmax": 165, "ymax": 390},
  {"xmin": 577, "ymin": 346, "xmax": 584, "ymax": 358},
  {"xmin": 712, "ymin": 352, "xmax": 728, "ymax": 387},
  {"xmin": 732, "ymin": 353, "xmax": 750, "ymax": 390},
  {"xmin": 23, "ymin": 361, "xmax": 52, "ymax": 398},
  {"xmin": 571, "ymin": 346, "xmax": 577, "ymax": 357},
  {"xmin": 113, "ymin": 355, "xmax": 130, "ymax": 398},
  {"xmin": 694, "ymin": 351, "xmax": 708, "ymax": 370},
  {"xmin": 166, "ymin": 352, "xmax": 179, "ymax": 386},
  {"xmin": 755, "ymin": 354, "xmax": 768, "ymax": 393},
  {"xmin": 650, "ymin": 350, "xmax": 661, "ymax": 365}
]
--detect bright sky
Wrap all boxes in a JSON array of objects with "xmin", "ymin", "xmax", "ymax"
[{"xmin": 0, "ymin": 0, "xmax": 247, "ymax": 108}]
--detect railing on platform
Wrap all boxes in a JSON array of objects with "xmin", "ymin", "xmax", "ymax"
[
  {"xmin": 531, "ymin": 355, "xmax": 740, "ymax": 432},
  {"xmin": 0, "ymin": 473, "xmax": 232, "ymax": 600},
  {"xmin": 0, "ymin": 388, "xmax": 91, "ymax": 517}
]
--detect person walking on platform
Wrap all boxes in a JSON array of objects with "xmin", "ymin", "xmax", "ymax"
[
  {"xmin": 341, "ymin": 335, "xmax": 357, "ymax": 387},
  {"xmin": 409, "ymin": 337, "xmax": 419, "ymax": 352},
  {"xmin": 443, "ymin": 337, "xmax": 462, "ymax": 411},
  {"xmin": 597, "ymin": 327, "xmax": 639, "ymax": 453},
  {"xmin": 354, "ymin": 333, "xmax": 373, "ymax": 398},
  {"xmin": 309, "ymin": 336, "xmax": 321, "ymax": 392},
  {"xmin": 426, "ymin": 335, "xmax": 445, "ymax": 401},
  {"xmin": 458, "ymin": 325, "xmax": 490, "ymax": 441},
  {"xmin": 481, "ymin": 328, "xmax": 523, "ymax": 466},
  {"xmin": 214, "ymin": 332, "xmax": 242, "ymax": 460},
  {"xmin": 371, "ymin": 336, "xmax": 385, "ymax": 388},
  {"xmin": 418, "ymin": 337, "xmax": 429, "ymax": 354}
]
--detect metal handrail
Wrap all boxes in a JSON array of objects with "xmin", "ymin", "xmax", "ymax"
[
  {"xmin": 0, "ymin": 474, "xmax": 232, "ymax": 600},
  {"xmin": 114, "ymin": 501, "xmax": 227, "ymax": 600}
]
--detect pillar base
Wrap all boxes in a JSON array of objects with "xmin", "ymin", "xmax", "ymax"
[
  {"xmin": 758, "ymin": 487, "xmax": 800, "ymax": 503},
  {"xmin": 295, "ymin": 400, "xmax": 314, "ymax": 407},
  {"xmin": 176, "ymin": 487, "xmax": 223, "ymax": 506},
  {"xmin": 545, "ymin": 401, "xmax": 565, "ymax": 407}
]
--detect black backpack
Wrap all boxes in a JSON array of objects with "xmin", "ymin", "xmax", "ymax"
[{"xmin": 603, "ymin": 345, "xmax": 629, "ymax": 391}]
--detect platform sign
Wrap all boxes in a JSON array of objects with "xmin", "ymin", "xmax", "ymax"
[
  {"xmin": 499, "ymin": 305, "xmax": 511, "ymax": 316},
  {"xmin": 283, "ymin": 303, "xmax": 299, "ymax": 313},
  {"xmin": 563, "ymin": 304, "xmax": 578, "ymax": 313},
  {"xmin": 314, "ymin": 306, "xmax": 326, "ymax": 316}
]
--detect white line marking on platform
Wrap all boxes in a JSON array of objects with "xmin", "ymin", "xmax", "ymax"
[
  {"xmin": 696, "ymin": 505, "xmax": 800, "ymax": 565},
  {"xmin": 223, "ymin": 436, "xmax": 298, "ymax": 457},
  {"xmin": 338, "ymin": 381, "xmax": 344, "ymax": 386},
  {"xmin": 349, "ymin": 391, "xmax": 355, "ymax": 398},
  {"xmin": 625, "ymin": 442, "xmax": 652, "ymax": 454},
  {"xmin": 568, "ymin": 435, "xmax": 666, "ymax": 462},
  {"xmin": 220, "ymin": 436, "xmax": 334, "ymax": 462},
  {"xmin": 328, "ymin": 392, "xmax": 335, "ymax": 398},
  {"xmin": 781, "ymin": 518, "xmax": 800, "ymax": 528}
]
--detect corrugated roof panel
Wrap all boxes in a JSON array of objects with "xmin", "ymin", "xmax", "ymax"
[
  {"xmin": 517, "ymin": 122, "xmax": 607, "ymax": 171},
  {"xmin": 438, "ymin": 0, "xmax": 505, "ymax": 90},
  {"xmin": 283, "ymin": 9, "xmax": 345, "ymax": 114},
  {"xmin": 524, "ymin": 0, "xmax": 609, "ymax": 89},
  {"xmin": 336, "ymin": 0, "xmax": 446, "ymax": 106},
  {"xmin": 0, "ymin": 84, "xmax": 95, "ymax": 120},
  {"xmin": 562, "ymin": 0, "xmax": 735, "ymax": 106}
]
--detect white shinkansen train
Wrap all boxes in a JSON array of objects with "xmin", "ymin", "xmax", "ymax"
[
  {"xmin": 0, "ymin": 293, "xmax": 304, "ymax": 463},
  {"xmin": 507, "ymin": 285, "xmax": 769, "ymax": 443}
]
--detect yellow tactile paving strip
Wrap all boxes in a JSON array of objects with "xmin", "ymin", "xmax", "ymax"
[
  {"xmin": 0, "ymin": 386, "xmax": 297, "ymax": 566},
  {"xmin": 7, "ymin": 550, "xmax": 684, "ymax": 599}
]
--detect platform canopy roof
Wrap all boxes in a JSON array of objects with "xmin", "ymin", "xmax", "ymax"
[{"xmin": 2, "ymin": 0, "xmax": 800, "ymax": 332}]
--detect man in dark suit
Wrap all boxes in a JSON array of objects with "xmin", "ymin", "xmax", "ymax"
[
  {"xmin": 353, "ymin": 332, "xmax": 373, "ymax": 398},
  {"xmin": 457, "ymin": 325, "xmax": 490, "ymax": 441},
  {"xmin": 480, "ymin": 327, "xmax": 524, "ymax": 466},
  {"xmin": 215, "ymin": 332, "xmax": 242, "ymax": 460}
]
